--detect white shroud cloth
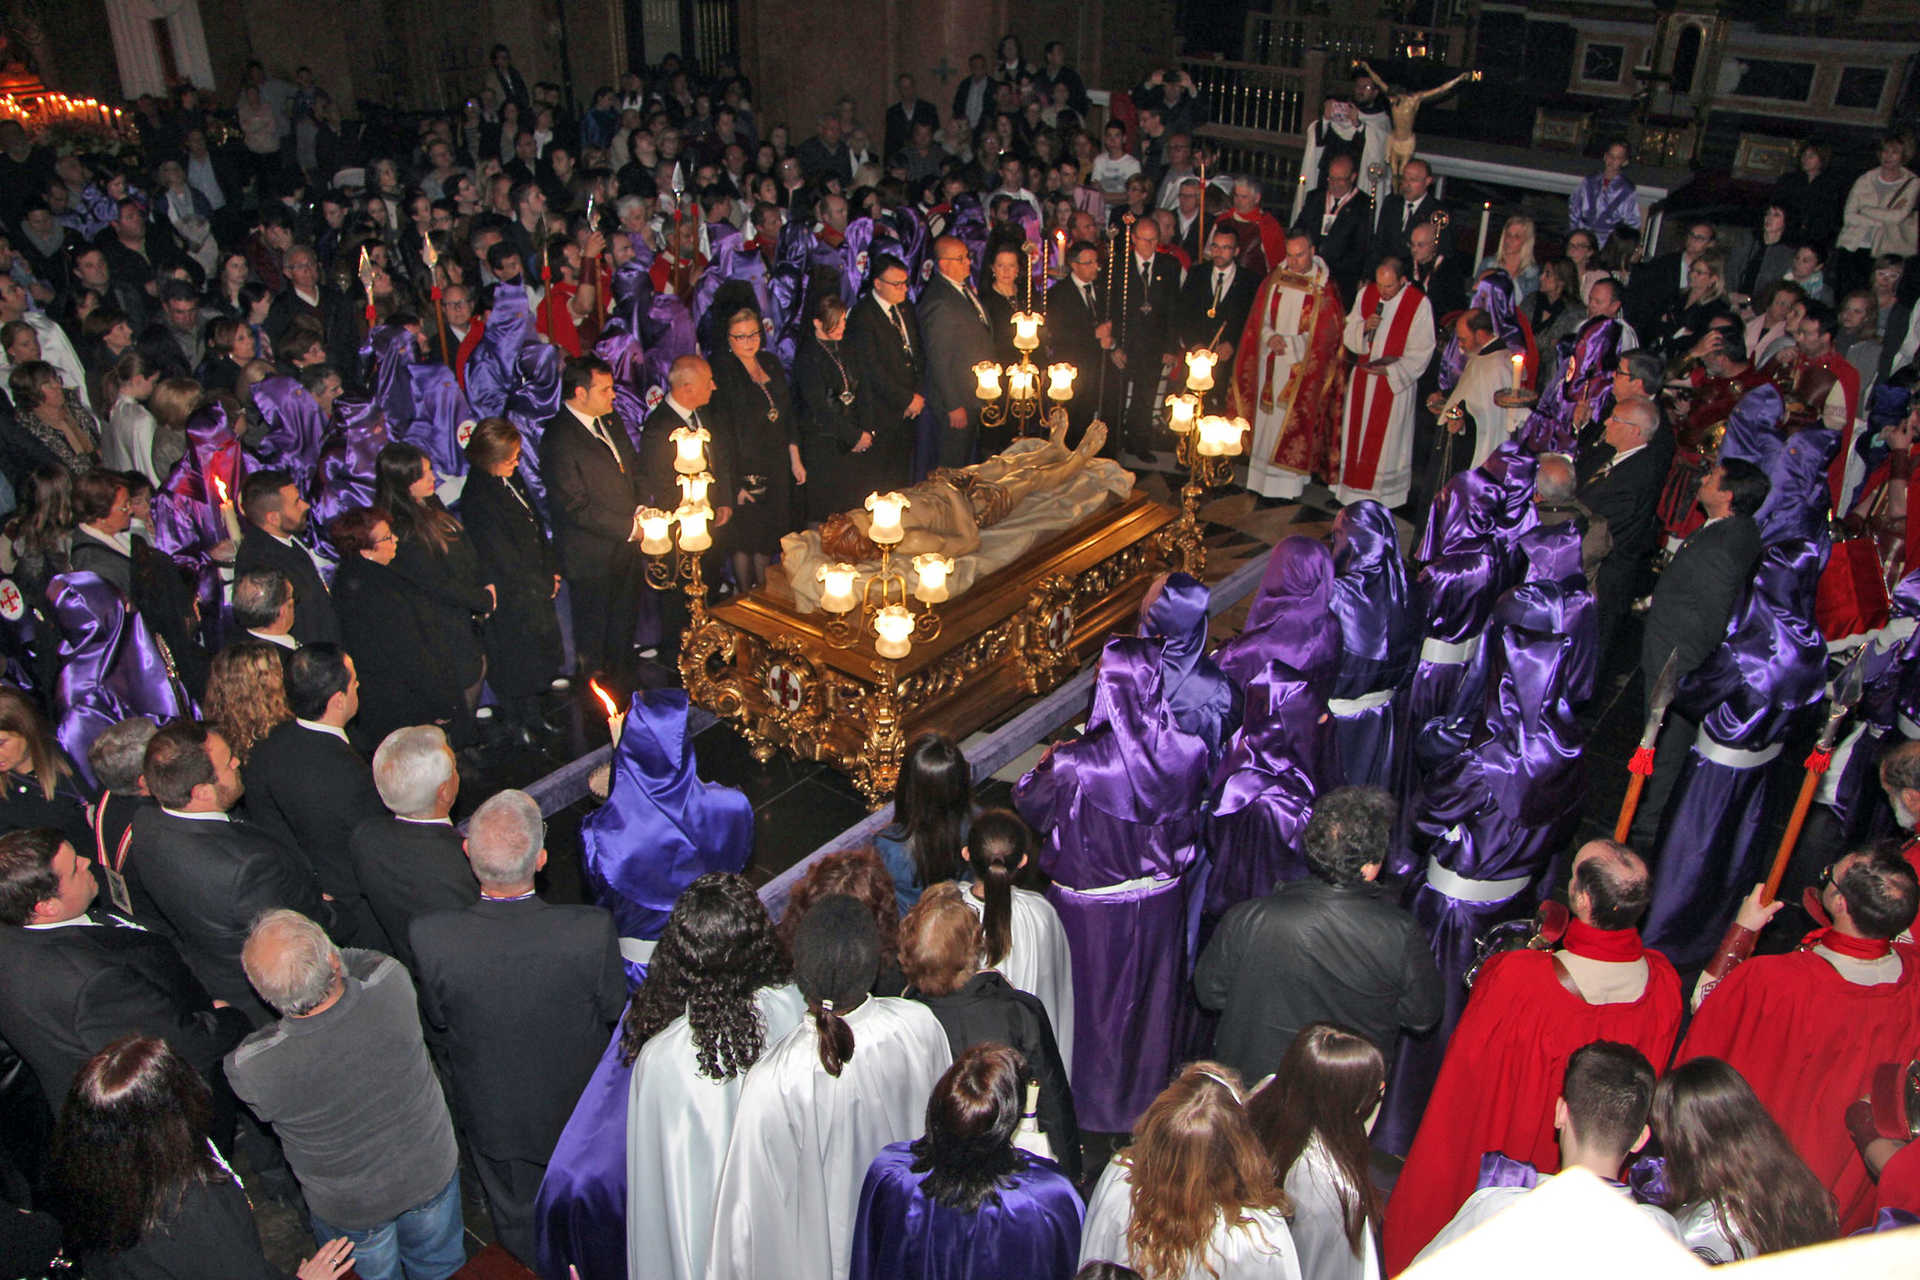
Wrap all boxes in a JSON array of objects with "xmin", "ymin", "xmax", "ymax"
[
  {"xmin": 961, "ymin": 885, "xmax": 1077, "ymax": 1077},
  {"xmin": 704, "ymin": 996, "xmax": 953, "ymax": 1280},
  {"xmin": 1079, "ymin": 1156, "xmax": 1304, "ymax": 1280},
  {"xmin": 626, "ymin": 984, "xmax": 807, "ymax": 1280}
]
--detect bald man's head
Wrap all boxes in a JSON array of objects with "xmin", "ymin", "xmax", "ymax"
[
  {"xmin": 1535, "ymin": 453, "xmax": 1576, "ymax": 504},
  {"xmin": 1571, "ymin": 839, "xmax": 1651, "ymax": 931},
  {"xmin": 668, "ymin": 354, "xmax": 715, "ymax": 408},
  {"xmin": 932, "ymin": 235, "xmax": 972, "ymax": 283}
]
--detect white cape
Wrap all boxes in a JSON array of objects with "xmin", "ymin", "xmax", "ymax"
[
  {"xmin": 627, "ymin": 983, "xmax": 808, "ymax": 1280},
  {"xmin": 961, "ymin": 885, "xmax": 1077, "ymax": 1077},
  {"xmin": 1080, "ymin": 1157, "xmax": 1304, "ymax": 1280},
  {"xmin": 704, "ymin": 996, "xmax": 953, "ymax": 1280}
]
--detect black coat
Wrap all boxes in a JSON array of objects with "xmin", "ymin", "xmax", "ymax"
[
  {"xmin": 241, "ymin": 721, "xmax": 388, "ymax": 950},
  {"xmin": 129, "ymin": 535, "xmax": 210, "ymax": 700},
  {"xmin": 1114, "ymin": 252, "xmax": 1181, "ymax": 360},
  {"xmin": 263, "ymin": 287, "xmax": 361, "ymax": 382},
  {"xmin": 233, "ymin": 529, "xmax": 341, "ymax": 646},
  {"xmin": 842, "ymin": 295, "xmax": 926, "ymax": 469},
  {"xmin": 1407, "ymin": 252, "xmax": 1470, "ymax": 323},
  {"xmin": 78, "ymin": 1173, "xmax": 284, "ymax": 1280},
  {"xmin": 347, "ymin": 816, "xmax": 478, "ymax": 972},
  {"xmin": 883, "ymin": 99, "xmax": 941, "ymax": 166},
  {"xmin": 0, "ymin": 912, "xmax": 250, "ymax": 1112},
  {"xmin": 410, "ymin": 895, "xmax": 626, "ymax": 1161},
  {"xmin": 1578, "ymin": 439, "xmax": 1670, "ymax": 607},
  {"xmin": 1643, "ymin": 513, "xmax": 1763, "ymax": 685},
  {"xmin": 1294, "ymin": 187, "xmax": 1374, "ymax": 298},
  {"xmin": 332, "ymin": 554, "xmax": 468, "ymax": 747},
  {"xmin": 710, "ymin": 350, "xmax": 798, "ymax": 556},
  {"xmin": 636, "ymin": 400, "xmax": 734, "ymax": 513},
  {"xmin": 386, "ymin": 513, "xmax": 490, "ymax": 691},
  {"xmin": 1176, "ymin": 263, "xmax": 1257, "ymax": 354},
  {"xmin": 1372, "ymin": 192, "xmax": 1443, "ymax": 268},
  {"xmin": 914, "ymin": 971, "xmax": 1081, "ymax": 1183},
  {"xmin": 1625, "ymin": 251, "xmax": 1688, "ymax": 336},
  {"xmin": 459, "ymin": 471, "xmax": 564, "ymax": 698},
  {"xmin": 540, "ymin": 407, "xmax": 647, "ymax": 580},
  {"xmin": 126, "ymin": 807, "xmax": 332, "ymax": 1026},
  {"xmin": 792, "ymin": 335, "xmax": 870, "ymax": 520},
  {"xmin": 1045, "ymin": 275, "xmax": 1108, "ymax": 372},
  {"xmin": 1195, "ymin": 878, "xmax": 1442, "ymax": 1086},
  {"xmin": 0, "ymin": 764, "xmax": 93, "ymax": 854}
]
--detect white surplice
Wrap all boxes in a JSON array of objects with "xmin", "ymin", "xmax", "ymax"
[
  {"xmin": 704, "ymin": 996, "xmax": 953, "ymax": 1280},
  {"xmin": 961, "ymin": 885, "xmax": 1077, "ymax": 1078},
  {"xmin": 1333, "ymin": 287, "xmax": 1435, "ymax": 508},
  {"xmin": 627, "ymin": 983, "xmax": 807, "ymax": 1280},
  {"xmin": 1283, "ymin": 1135, "xmax": 1382, "ymax": 1280},
  {"xmin": 1079, "ymin": 1157, "xmax": 1304, "ymax": 1280},
  {"xmin": 1438, "ymin": 341, "xmax": 1525, "ymax": 471},
  {"xmin": 1244, "ymin": 256, "xmax": 1336, "ymax": 500}
]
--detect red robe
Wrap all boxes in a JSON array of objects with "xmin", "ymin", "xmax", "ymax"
[
  {"xmin": 1221, "ymin": 208, "xmax": 1285, "ymax": 277},
  {"xmin": 453, "ymin": 316, "xmax": 485, "ymax": 390},
  {"xmin": 1228, "ymin": 262, "xmax": 1348, "ymax": 481},
  {"xmin": 1678, "ymin": 946, "xmax": 1920, "ymax": 1233},
  {"xmin": 1381, "ymin": 946, "xmax": 1682, "ymax": 1273},
  {"xmin": 1880, "ymin": 1137, "xmax": 1920, "ymax": 1215}
]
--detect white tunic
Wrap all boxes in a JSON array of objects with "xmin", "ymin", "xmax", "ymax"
[
  {"xmin": 1283, "ymin": 1136, "xmax": 1382, "ymax": 1280},
  {"xmin": 1079, "ymin": 1157, "xmax": 1303, "ymax": 1280},
  {"xmin": 704, "ymin": 996, "xmax": 952, "ymax": 1280},
  {"xmin": 1334, "ymin": 288, "xmax": 1435, "ymax": 508},
  {"xmin": 1439, "ymin": 343, "xmax": 1525, "ymax": 471},
  {"xmin": 626, "ymin": 984, "xmax": 807, "ymax": 1280},
  {"xmin": 961, "ymin": 885, "xmax": 1077, "ymax": 1077},
  {"xmin": 1245, "ymin": 256, "xmax": 1336, "ymax": 500}
]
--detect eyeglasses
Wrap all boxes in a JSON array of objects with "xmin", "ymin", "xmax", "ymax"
[
  {"xmin": 727, "ymin": 330, "xmax": 758, "ymax": 341},
  {"xmin": 373, "ymin": 531, "xmax": 397, "ymax": 546},
  {"xmin": 878, "ymin": 275, "xmax": 908, "ymax": 288}
]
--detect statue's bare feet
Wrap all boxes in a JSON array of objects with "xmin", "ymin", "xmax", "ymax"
[
  {"xmin": 1078, "ymin": 418, "xmax": 1108, "ymax": 458},
  {"xmin": 1047, "ymin": 411, "xmax": 1070, "ymax": 449}
]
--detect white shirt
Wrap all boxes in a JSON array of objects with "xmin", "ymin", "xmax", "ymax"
[
  {"xmin": 294, "ymin": 718, "xmax": 349, "ymax": 743},
  {"xmin": 567, "ymin": 401, "xmax": 625, "ymax": 464},
  {"xmin": 158, "ymin": 806, "xmax": 230, "ymax": 822},
  {"xmin": 248, "ymin": 629, "xmax": 298, "ymax": 650}
]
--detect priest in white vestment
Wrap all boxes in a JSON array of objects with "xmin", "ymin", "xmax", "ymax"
[
  {"xmin": 1435, "ymin": 309, "xmax": 1526, "ymax": 473},
  {"xmin": 1334, "ymin": 258, "xmax": 1434, "ymax": 508}
]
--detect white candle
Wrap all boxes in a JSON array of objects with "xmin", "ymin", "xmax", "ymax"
[
  {"xmin": 873, "ymin": 603, "xmax": 915, "ymax": 658},
  {"xmin": 912, "ymin": 553, "xmax": 954, "ymax": 603},
  {"xmin": 817, "ymin": 561, "xmax": 859, "ymax": 613},
  {"xmin": 973, "ymin": 361, "xmax": 1003, "ymax": 400},
  {"xmin": 212, "ymin": 474, "xmax": 242, "ymax": 543},
  {"xmin": 1007, "ymin": 364, "xmax": 1036, "ymax": 401},
  {"xmin": 1474, "ymin": 202, "xmax": 1491, "ymax": 268},
  {"xmin": 1165, "ymin": 393, "xmax": 1199, "ymax": 432},
  {"xmin": 1011, "ymin": 311, "xmax": 1042, "ymax": 352},
  {"xmin": 590, "ymin": 679, "xmax": 625, "ymax": 745},
  {"xmin": 1184, "ymin": 348, "xmax": 1217, "ymax": 392},
  {"xmin": 865, "ymin": 491, "xmax": 909, "ymax": 544},
  {"xmin": 1509, "ymin": 351, "xmax": 1526, "ymax": 391},
  {"xmin": 1046, "ymin": 363, "xmax": 1076, "ymax": 401},
  {"xmin": 669, "ymin": 424, "xmax": 710, "ymax": 473},
  {"xmin": 675, "ymin": 501, "xmax": 712, "ymax": 551},
  {"xmin": 637, "ymin": 507, "xmax": 673, "ymax": 554}
]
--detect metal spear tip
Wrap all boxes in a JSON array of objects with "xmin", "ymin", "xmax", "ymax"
[{"xmin": 1645, "ymin": 649, "xmax": 1683, "ymax": 721}]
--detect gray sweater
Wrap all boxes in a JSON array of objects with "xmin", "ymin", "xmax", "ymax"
[{"xmin": 225, "ymin": 949, "xmax": 457, "ymax": 1230}]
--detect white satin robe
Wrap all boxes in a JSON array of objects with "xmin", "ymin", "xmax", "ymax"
[{"xmin": 1079, "ymin": 1157, "xmax": 1304, "ymax": 1280}]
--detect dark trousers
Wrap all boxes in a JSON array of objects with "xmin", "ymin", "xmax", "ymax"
[
  {"xmin": 1629, "ymin": 710, "xmax": 1697, "ymax": 851},
  {"xmin": 473, "ymin": 1152, "xmax": 545, "ymax": 1265},
  {"xmin": 568, "ymin": 556, "xmax": 641, "ymax": 683}
]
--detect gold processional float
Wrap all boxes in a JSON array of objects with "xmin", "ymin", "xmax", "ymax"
[{"xmin": 633, "ymin": 249, "xmax": 1248, "ymax": 803}]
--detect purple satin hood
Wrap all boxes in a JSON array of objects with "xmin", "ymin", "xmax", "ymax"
[
  {"xmin": 1718, "ymin": 383, "xmax": 1837, "ymax": 545},
  {"xmin": 1439, "ymin": 269, "xmax": 1522, "ymax": 391},
  {"xmin": 1330, "ymin": 500, "xmax": 1416, "ymax": 684},
  {"xmin": 49, "ymin": 571, "xmax": 192, "ymax": 786},
  {"xmin": 1518, "ymin": 313, "xmax": 1623, "ymax": 454},
  {"xmin": 1415, "ymin": 467, "xmax": 1501, "ymax": 563},
  {"xmin": 1212, "ymin": 661, "xmax": 1324, "ymax": 818},
  {"xmin": 1677, "ymin": 536, "xmax": 1828, "ymax": 744},
  {"xmin": 1215, "ymin": 536, "xmax": 1340, "ymax": 691},
  {"xmin": 1072, "ymin": 634, "xmax": 1216, "ymax": 823},
  {"xmin": 1138, "ymin": 571, "xmax": 1240, "ymax": 756},
  {"xmin": 247, "ymin": 376, "xmax": 330, "ymax": 491},
  {"xmin": 152, "ymin": 400, "xmax": 246, "ymax": 564},
  {"xmin": 310, "ymin": 397, "xmax": 391, "ymax": 532}
]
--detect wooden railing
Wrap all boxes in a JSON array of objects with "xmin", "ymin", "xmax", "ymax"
[
  {"xmin": 1179, "ymin": 54, "xmax": 1324, "ymax": 190},
  {"xmin": 1244, "ymin": 11, "xmax": 1477, "ymax": 72}
]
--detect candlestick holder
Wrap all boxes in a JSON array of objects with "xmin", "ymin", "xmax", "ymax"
[{"xmin": 1165, "ymin": 356, "xmax": 1247, "ymax": 574}]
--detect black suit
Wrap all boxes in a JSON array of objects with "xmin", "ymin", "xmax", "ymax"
[
  {"xmin": 1113, "ymin": 252, "xmax": 1181, "ymax": 454},
  {"xmin": 126, "ymin": 808, "xmax": 332, "ymax": 1026},
  {"xmin": 843, "ymin": 295, "xmax": 926, "ymax": 486},
  {"xmin": 0, "ymin": 913, "xmax": 250, "ymax": 1116},
  {"xmin": 410, "ymin": 895, "xmax": 625, "ymax": 1262},
  {"xmin": 460, "ymin": 470, "xmax": 564, "ymax": 701},
  {"xmin": 1293, "ymin": 187, "xmax": 1374, "ymax": 300},
  {"xmin": 917, "ymin": 275, "xmax": 996, "ymax": 467},
  {"xmin": 883, "ymin": 99, "xmax": 940, "ymax": 166},
  {"xmin": 241, "ymin": 721, "xmax": 388, "ymax": 950},
  {"xmin": 1406, "ymin": 252, "xmax": 1470, "ymax": 322},
  {"xmin": 347, "ymin": 816, "xmax": 477, "ymax": 972},
  {"xmin": 1045, "ymin": 275, "xmax": 1108, "ymax": 443},
  {"xmin": 540, "ymin": 406, "xmax": 645, "ymax": 679},
  {"xmin": 233, "ymin": 529, "xmax": 341, "ymax": 646},
  {"xmin": 264, "ymin": 287, "xmax": 361, "ymax": 385},
  {"xmin": 1177, "ymin": 264, "xmax": 1257, "ymax": 415},
  {"xmin": 1577, "ymin": 438, "xmax": 1670, "ymax": 653},
  {"xmin": 1625, "ymin": 251, "xmax": 1689, "ymax": 337},
  {"xmin": 1372, "ymin": 192, "xmax": 1443, "ymax": 268}
]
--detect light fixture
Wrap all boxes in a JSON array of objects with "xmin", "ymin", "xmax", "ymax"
[
  {"xmin": 674, "ymin": 501, "xmax": 713, "ymax": 551},
  {"xmin": 1011, "ymin": 311, "xmax": 1042, "ymax": 352},
  {"xmin": 1045, "ymin": 364, "xmax": 1076, "ymax": 401},
  {"xmin": 637, "ymin": 507, "xmax": 673, "ymax": 555},
  {"xmin": 669, "ymin": 424, "xmax": 710, "ymax": 473},
  {"xmin": 817, "ymin": 562, "xmax": 859, "ymax": 613},
  {"xmin": 1183, "ymin": 349, "xmax": 1217, "ymax": 392},
  {"xmin": 865, "ymin": 491, "xmax": 909, "ymax": 544},
  {"xmin": 873, "ymin": 603, "xmax": 915, "ymax": 658},
  {"xmin": 912, "ymin": 553, "xmax": 954, "ymax": 603},
  {"xmin": 1166, "ymin": 393, "xmax": 1200, "ymax": 433}
]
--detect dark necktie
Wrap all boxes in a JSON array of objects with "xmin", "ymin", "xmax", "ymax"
[
  {"xmin": 1081, "ymin": 282, "xmax": 1095, "ymax": 314},
  {"xmin": 888, "ymin": 303, "xmax": 911, "ymax": 354},
  {"xmin": 592, "ymin": 415, "xmax": 624, "ymax": 472},
  {"xmin": 1402, "ymin": 201, "xmax": 1412, "ymax": 232},
  {"xmin": 963, "ymin": 280, "xmax": 988, "ymax": 327},
  {"xmin": 1212, "ymin": 271, "xmax": 1225, "ymax": 309}
]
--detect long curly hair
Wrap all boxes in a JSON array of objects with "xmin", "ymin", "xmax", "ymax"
[
  {"xmin": 776, "ymin": 845, "xmax": 900, "ymax": 968},
  {"xmin": 202, "ymin": 642, "xmax": 293, "ymax": 766},
  {"xmin": 1124, "ymin": 1062, "xmax": 1290, "ymax": 1279},
  {"xmin": 1652, "ymin": 1057, "xmax": 1838, "ymax": 1256},
  {"xmin": 618, "ymin": 873, "xmax": 789, "ymax": 1076}
]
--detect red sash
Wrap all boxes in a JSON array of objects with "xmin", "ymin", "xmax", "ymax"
[
  {"xmin": 454, "ymin": 316, "xmax": 485, "ymax": 389},
  {"xmin": 1343, "ymin": 282, "xmax": 1424, "ymax": 491}
]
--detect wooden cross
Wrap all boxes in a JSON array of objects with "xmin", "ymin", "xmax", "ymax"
[{"xmin": 930, "ymin": 57, "xmax": 956, "ymax": 85}]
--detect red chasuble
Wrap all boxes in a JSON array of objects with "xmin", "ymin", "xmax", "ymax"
[
  {"xmin": 1881, "ymin": 1138, "xmax": 1920, "ymax": 1216},
  {"xmin": 1381, "ymin": 944, "xmax": 1682, "ymax": 1273},
  {"xmin": 1678, "ymin": 946, "xmax": 1920, "ymax": 1233}
]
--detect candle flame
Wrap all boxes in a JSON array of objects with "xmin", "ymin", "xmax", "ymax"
[
  {"xmin": 212, "ymin": 474, "xmax": 228, "ymax": 503},
  {"xmin": 588, "ymin": 678, "xmax": 619, "ymax": 718}
]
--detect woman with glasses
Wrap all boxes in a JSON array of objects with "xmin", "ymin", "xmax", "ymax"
[{"xmin": 709, "ymin": 307, "xmax": 801, "ymax": 590}]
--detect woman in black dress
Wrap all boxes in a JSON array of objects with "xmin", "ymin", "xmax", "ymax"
[
  {"xmin": 459, "ymin": 418, "xmax": 566, "ymax": 745},
  {"xmin": 328, "ymin": 506, "xmax": 471, "ymax": 747},
  {"xmin": 0, "ymin": 685, "xmax": 91, "ymax": 851},
  {"xmin": 709, "ymin": 307, "xmax": 802, "ymax": 590},
  {"xmin": 372, "ymin": 443, "xmax": 494, "ymax": 730},
  {"xmin": 978, "ymin": 245, "xmax": 1026, "ymax": 456},
  {"xmin": 791, "ymin": 295, "xmax": 868, "ymax": 523}
]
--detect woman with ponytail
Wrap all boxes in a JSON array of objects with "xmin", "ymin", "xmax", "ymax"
[
  {"xmin": 708, "ymin": 895, "xmax": 952, "ymax": 1280},
  {"xmin": 962, "ymin": 808, "xmax": 1075, "ymax": 1076}
]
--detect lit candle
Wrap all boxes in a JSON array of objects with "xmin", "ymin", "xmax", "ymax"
[
  {"xmin": 1011, "ymin": 311, "xmax": 1042, "ymax": 352},
  {"xmin": 590, "ymin": 678, "xmax": 625, "ymax": 744},
  {"xmin": 1223, "ymin": 416, "xmax": 1249, "ymax": 456},
  {"xmin": 1509, "ymin": 350, "xmax": 1526, "ymax": 391},
  {"xmin": 669, "ymin": 424, "xmax": 710, "ymax": 473},
  {"xmin": 973, "ymin": 360, "xmax": 1003, "ymax": 401},
  {"xmin": 873, "ymin": 603, "xmax": 916, "ymax": 658},
  {"xmin": 1195, "ymin": 415, "xmax": 1231, "ymax": 456},
  {"xmin": 1165, "ymin": 393, "xmax": 1200, "ymax": 432},
  {"xmin": 817, "ymin": 561, "xmax": 859, "ymax": 613},
  {"xmin": 637, "ymin": 507, "xmax": 673, "ymax": 554},
  {"xmin": 912, "ymin": 553, "xmax": 954, "ymax": 603},
  {"xmin": 674, "ymin": 501, "xmax": 712, "ymax": 551},
  {"xmin": 1045, "ymin": 363, "xmax": 1076, "ymax": 401},
  {"xmin": 1474, "ymin": 201, "xmax": 1492, "ymax": 268},
  {"xmin": 1184, "ymin": 348, "xmax": 1217, "ymax": 392},
  {"xmin": 1007, "ymin": 364, "xmax": 1036, "ymax": 402},
  {"xmin": 865, "ymin": 491, "xmax": 909, "ymax": 544},
  {"xmin": 678, "ymin": 470, "xmax": 711, "ymax": 506},
  {"xmin": 211, "ymin": 473, "xmax": 242, "ymax": 543}
]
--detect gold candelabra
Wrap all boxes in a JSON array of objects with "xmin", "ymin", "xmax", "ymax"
[
  {"xmin": 634, "ymin": 424, "xmax": 718, "ymax": 624},
  {"xmin": 975, "ymin": 288, "xmax": 1078, "ymax": 438},
  {"xmin": 814, "ymin": 493, "xmax": 953, "ymax": 657},
  {"xmin": 1163, "ymin": 349, "xmax": 1246, "ymax": 575}
]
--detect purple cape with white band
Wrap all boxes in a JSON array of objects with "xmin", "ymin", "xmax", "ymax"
[
  {"xmin": 1329, "ymin": 499, "xmax": 1417, "ymax": 790},
  {"xmin": 1213, "ymin": 535, "xmax": 1341, "ymax": 699},
  {"xmin": 1204, "ymin": 660, "xmax": 1325, "ymax": 919}
]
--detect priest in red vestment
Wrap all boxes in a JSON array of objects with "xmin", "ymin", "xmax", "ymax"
[
  {"xmin": 1221, "ymin": 178, "xmax": 1287, "ymax": 278},
  {"xmin": 1678, "ymin": 843, "xmax": 1920, "ymax": 1234},
  {"xmin": 1229, "ymin": 231, "xmax": 1348, "ymax": 500},
  {"xmin": 1382, "ymin": 839, "xmax": 1683, "ymax": 1272}
]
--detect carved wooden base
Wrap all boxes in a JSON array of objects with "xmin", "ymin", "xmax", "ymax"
[{"xmin": 678, "ymin": 495, "xmax": 1182, "ymax": 804}]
